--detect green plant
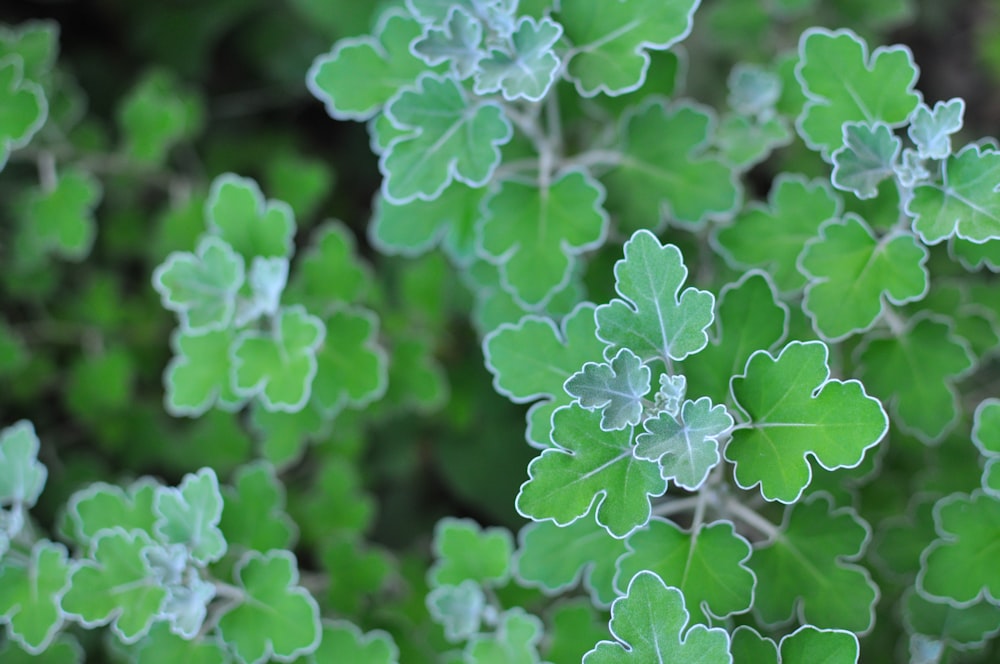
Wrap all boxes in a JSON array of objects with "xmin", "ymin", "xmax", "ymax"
[{"xmin": 3, "ymin": 0, "xmax": 1000, "ymax": 661}]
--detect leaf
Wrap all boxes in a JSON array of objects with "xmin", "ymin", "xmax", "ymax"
[
  {"xmin": 516, "ymin": 404, "xmax": 666, "ymax": 539},
  {"xmin": 0, "ymin": 633, "xmax": 82, "ymax": 664},
  {"xmin": 557, "ymin": 0, "xmax": 699, "ymax": 96},
  {"xmin": 855, "ymin": 314, "xmax": 975, "ymax": 442},
  {"xmin": 716, "ymin": 113, "xmax": 792, "ymax": 171},
  {"xmin": 321, "ymin": 536, "xmax": 393, "ymax": 615},
  {"xmin": 545, "ymin": 600, "xmax": 611, "ymax": 664},
  {"xmin": 749, "ymin": 494, "xmax": 877, "ymax": 633},
  {"xmin": 216, "ymin": 550, "xmax": 321, "ymax": 664},
  {"xmin": 65, "ymin": 479, "xmax": 158, "ymax": 542},
  {"xmin": 380, "ymin": 73, "xmax": 512, "ymax": 203},
  {"xmin": 0, "ymin": 55, "xmax": 47, "ymax": 170},
  {"xmin": 231, "ymin": 306, "xmax": 326, "ymax": 412},
  {"xmin": 130, "ymin": 622, "xmax": 232, "ymax": 664},
  {"xmin": 513, "ymin": 509, "xmax": 627, "ymax": 608},
  {"xmin": 465, "ymin": 609, "xmax": 545, "ymax": 664},
  {"xmin": 908, "ymin": 98, "xmax": 964, "ymax": 160},
  {"xmin": 152, "ymin": 236, "xmax": 245, "ymax": 333},
  {"xmin": 564, "ymin": 347, "xmax": 651, "ymax": 431},
  {"xmin": 798, "ymin": 215, "xmax": 929, "ymax": 341},
  {"xmin": 428, "ymin": 517, "xmax": 513, "ymax": 588},
  {"xmin": 474, "ymin": 16, "xmax": 563, "ymax": 101},
  {"xmin": 794, "ymin": 28, "xmax": 920, "ymax": 157},
  {"xmin": 306, "ymin": 9, "xmax": 431, "ymax": 121},
  {"xmin": 426, "ymin": 579, "xmax": 486, "ymax": 643},
  {"xmin": 634, "ymin": 397, "xmax": 733, "ymax": 490},
  {"xmin": 220, "ymin": 461, "xmax": 296, "ymax": 553},
  {"xmin": 117, "ymin": 69, "xmax": 203, "ymax": 166},
  {"xmin": 61, "ymin": 528, "xmax": 167, "ymax": 643},
  {"xmin": 616, "ymin": 519, "xmax": 754, "ymax": 623},
  {"xmin": 483, "ymin": 303, "xmax": 606, "ymax": 448},
  {"xmin": 234, "ymin": 257, "xmax": 288, "ymax": 327},
  {"xmin": 0, "ymin": 420, "xmax": 46, "ymax": 508},
  {"xmin": 679, "ymin": 271, "xmax": 789, "ymax": 405},
  {"xmin": 595, "ymin": 229, "xmax": 715, "ymax": 363},
  {"xmin": 411, "ymin": 6, "xmax": 483, "ymax": 79},
  {"xmin": 830, "ymin": 122, "xmax": 901, "ymax": 199},
  {"xmin": 163, "ymin": 326, "xmax": 245, "ymax": 417},
  {"xmin": 903, "ymin": 587, "xmax": 1000, "ymax": 651},
  {"xmin": 604, "ymin": 100, "xmax": 741, "ymax": 231},
  {"xmin": 296, "ymin": 620, "xmax": 399, "ymax": 664},
  {"xmin": 407, "ymin": 0, "xmax": 515, "ymax": 29},
  {"xmin": 286, "ymin": 222, "xmax": 371, "ymax": 308},
  {"xmin": 153, "ymin": 468, "xmax": 226, "ymax": 565},
  {"xmin": 311, "ymin": 307, "xmax": 388, "ymax": 415},
  {"xmin": 478, "ymin": 169, "xmax": 609, "ymax": 307},
  {"xmin": 583, "ymin": 571, "xmax": 731, "ymax": 663},
  {"xmin": 730, "ymin": 625, "xmax": 859, "ymax": 664},
  {"xmin": 726, "ymin": 341, "xmax": 888, "ymax": 503},
  {"xmin": 25, "ymin": 168, "xmax": 103, "ymax": 261},
  {"xmin": 0, "ymin": 540, "xmax": 71, "ymax": 653},
  {"xmin": 206, "ymin": 173, "xmax": 295, "ymax": 262},
  {"xmin": 717, "ymin": 175, "xmax": 842, "ymax": 294},
  {"xmin": 727, "ymin": 63, "xmax": 782, "ymax": 117},
  {"xmin": 908, "ymin": 144, "xmax": 1000, "ymax": 244}
]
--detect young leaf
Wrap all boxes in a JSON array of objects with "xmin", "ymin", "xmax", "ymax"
[
  {"xmin": 465, "ymin": 609, "xmax": 546, "ymax": 664},
  {"xmin": 604, "ymin": 100, "xmax": 741, "ymax": 231},
  {"xmin": 616, "ymin": 519, "xmax": 755, "ymax": 623},
  {"xmin": 163, "ymin": 327, "xmax": 245, "ymax": 417},
  {"xmin": 749, "ymin": 494, "xmax": 877, "ymax": 633},
  {"xmin": 152, "ymin": 236, "xmax": 245, "ymax": 333},
  {"xmin": 216, "ymin": 550, "xmax": 321, "ymax": 664},
  {"xmin": 65, "ymin": 479, "xmax": 158, "ymax": 542},
  {"xmin": 0, "ymin": 420, "xmax": 46, "ymax": 508},
  {"xmin": 428, "ymin": 517, "xmax": 514, "ymax": 588},
  {"xmin": 908, "ymin": 144, "xmax": 1000, "ymax": 244},
  {"xmin": 153, "ymin": 467, "xmax": 226, "ymax": 565},
  {"xmin": 411, "ymin": 6, "xmax": 483, "ymax": 78},
  {"xmin": 557, "ymin": 0, "xmax": 699, "ymax": 96},
  {"xmin": 0, "ymin": 540, "xmax": 71, "ymax": 653},
  {"xmin": 564, "ymin": 347, "xmax": 651, "ymax": 431},
  {"xmin": 306, "ymin": 10, "xmax": 431, "ymax": 121},
  {"xmin": 230, "ymin": 306, "xmax": 325, "ymax": 412},
  {"xmin": 798, "ymin": 215, "xmax": 929, "ymax": 341},
  {"xmin": 206, "ymin": 173, "xmax": 295, "ymax": 262},
  {"xmin": 311, "ymin": 307, "xmax": 388, "ymax": 415},
  {"xmin": 516, "ymin": 404, "xmax": 666, "ymax": 539},
  {"xmin": 426, "ymin": 579, "xmax": 486, "ymax": 643},
  {"xmin": 713, "ymin": 174, "xmax": 841, "ymax": 293},
  {"xmin": 26, "ymin": 168, "xmax": 102, "ymax": 260},
  {"xmin": 726, "ymin": 341, "xmax": 888, "ymax": 503},
  {"xmin": 298, "ymin": 620, "xmax": 399, "ymax": 664},
  {"xmin": 855, "ymin": 315, "xmax": 975, "ymax": 442},
  {"xmin": 634, "ymin": 397, "xmax": 733, "ymax": 490},
  {"xmin": 795, "ymin": 28, "xmax": 920, "ymax": 157},
  {"xmin": 61, "ymin": 528, "xmax": 168, "ymax": 643},
  {"xmin": 478, "ymin": 169, "xmax": 609, "ymax": 307},
  {"xmin": 596, "ymin": 229, "xmax": 715, "ymax": 363},
  {"xmin": 908, "ymin": 98, "xmax": 964, "ymax": 160},
  {"xmin": 474, "ymin": 16, "xmax": 563, "ymax": 102},
  {"xmin": 0, "ymin": 54, "xmax": 46, "ymax": 170},
  {"xmin": 727, "ymin": 63, "xmax": 782, "ymax": 117},
  {"xmin": 234, "ymin": 257, "xmax": 288, "ymax": 327},
  {"xmin": 830, "ymin": 122, "xmax": 901, "ymax": 199},
  {"xmin": 380, "ymin": 73, "xmax": 512, "ymax": 203},
  {"xmin": 583, "ymin": 571, "xmax": 732, "ymax": 663}
]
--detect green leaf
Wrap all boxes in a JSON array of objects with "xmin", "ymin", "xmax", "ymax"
[
  {"xmin": 604, "ymin": 101, "xmax": 741, "ymax": 231},
  {"xmin": 295, "ymin": 620, "xmax": 399, "ymax": 664},
  {"xmin": 306, "ymin": 9, "xmax": 431, "ymax": 120},
  {"xmin": 903, "ymin": 586, "xmax": 1000, "ymax": 651},
  {"xmin": 856, "ymin": 315, "xmax": 975, "ymax": 442},
  {"xmin": 152, "ymin": 236, "xmax": 245, "ymax": 333},
  {"xmin": 727, "ymin": 341, "xmax": 888, "ymax": 503},
  {"xmin": 61, "ymin": 528, "xmax": 168, "ymax": 643},
  {"xmin": 220, "ymin": 461, "xmax": 296, "ymax": 553},
  {"xmin": 794, "ymin": 28, "xmax": 920, "ymax": 157},
  {"xmin": 474, "ymin": 16, "xmax": 562, "ymax": 102},
  {"xmin": 634, "ymin": 397, "xmax": 733, "ymax": 490},
  {"xmin": 117, "ymin": 68, "xmax": 203, "ymax": 166},
  {"xmin": 66, "ymin": 479, "xmax": 158, "ymax": 542},
  {"xmin": 616, "ymin": 519, "xmax": 754, "ymax": 623},
  {"xmin": 596, "ymin": 229, "xmax": 715, "ymax": 363},
  {"xmin": 515, "ymin": 512, "xmax": 625, "ymax": 611},
  {"xmin": 749, "ymin": 494, "xmax": 877, "ymax": 633},
  {"xmin": 0, "ymin": 55, "xmax": 46, "ymax": 169},
  {"xmin": 131, "ymin": 622, "xmax": 232, "ymax": 664},
  {"xmin": 583, "ymin": 571, "xmax": 731, "ymax": 663},
  {"xmin": 478, "ymin": 170, "xmax": 608, "ymax": 307},
  {"xmin": 565, "ymin": 348, "xmax": 651, "ymax": 431},
  {"xmin": 0, "ymin": 633, "xmax": 82, "ymax": 664},
  {"xmin": 26, "ymin": 168, "xmax": 102, "ymax": 260},
  {"xmin": 727, "ymin": 63, "xmax": 782, "ymax": 116},
  {"xmin": 231, "ymin": 306, "xmax": 325, "ymax": 412},
  {"xmin": 153, "ymin": 468, "xmax": 226, "ymax": 565},
  {"xmin": 206, "ymin": 173, "xmax": 295, "ymax": 262},
  {"xmin": 545, "ymin": 600, "xmax": 611, "ymax": 664},
  {"xmin": 426, "ymin": 579, "xmax": 486, "ymax": 643},
  {"xmin": 557, "ymin": 0, "xmax": 699, "ymax": 96},
  {"xmin": 0, "ymin": 540, "xmax": 71, "ymax": 653},
  {"xmin": 483, "ymin": 303, "xmax": 606, "ymax": 448},
  {"xmin": 216, "ymin": 550, "xmax": 321, "ymax": 664},
  {"xmin": 380, "ymin": 73, "xmax": 512, "ymax": 203},
  {"xmin": 516, "ymin": 404, "xmax": 666, "ymax": 539},
  {"xmin": 679, "ymin": 271, "xmax": 789, "ymax": 405},
  {"xmin": 908, "ymin": 144, "xmax": 1000, "ymax": 244},
  {"xmin": 321, "ymin": 536, "xmax": 393, "ymax": 615},
  {"xmin": 729, "ymin": 626, "xmax": 778, "ymax": 664},
  {"xmin": 909, "ymin": 98, "xmax": 964, "ymax": 160},
  {"xmin": 777, "ymin": 626, "xmax": 860, "ymax": 663},
  {"xmin": 164, "ymin": 326, "xmax": 245, "ymax": 417},
  {"xmin": 0, "ymin": 420, "xmax": 46, "ymax": 508},
  {"xmin": 0, "ymin": 22, "xmax": 59, "ymax": 82},
  {"xmin": 311, "ymin": 307, "xmax": 388, "ymax": 415},
  {"xmin": 286, "ymin": 222, "xmax": 371, "ymax": 309},
  {"xmin": 798, "ymin": 216, "xmax": 929, "ymax": 341},
  {"xmin": 412, "ymin": 6, "xmax": 483, "ymax": 79},
  {"xmin": 429, "ymin": 517, "xmax": 513, "ymax": 588},
  {"xmin": 465, "ymin": 608, "xmax": 545, "ymax": 664},
  {"xmin": 716, "ymin": 114, "xmax": 792, "ymax": 171},
  {"xmin": 235, "ymin": 257, "xmax": 288, "ymax": 327},
  {"xmin": 714, "ymin": 174, "xmax": 841, "ymax": 293},
  {"xmin": 949, "ymin": 235, "xmax": 1000, "ymax": 271},
  {"xmin": 830, "ymin": 122, "xmax": 901, "ymax": 199}
]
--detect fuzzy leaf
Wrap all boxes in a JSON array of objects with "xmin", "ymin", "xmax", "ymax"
[
  {"xmin": 565, "ymin": 348, "xmax": 651, "ymax": 431},
  {"xmin": 831, "ymin": 122, "xmax": 901, "ymax": 199},
  {"xmin": 908, "ymin": 144, "xmax": 1000, "ymax": 244},
  {"xmin": 153, "ymin": 468, "xmax": 226, "ymax": 565},
  {"xmin": 0, "ymin": 540, "xmax": 71, "ymax": 653},
  {"xmin": 297, "ymin": 620, "xmax": 398, "ymax": 664},
  {"xmin": 0, "ymin": 55, "xmax": 46, "ymax": 169},
  {"xmin": 908, "ymin": 98, "xmax": 964, "ymax": 160},
  {"xmin": 474, "ymin": 16, "xmax": 562, "ymax": 101},
  {"xmin": 465, "ymin": 609, "xmax": 546, "ymax": 664},
  {"xmin": 66, "ymin": 479, "xmax": 158, "ymax": 542},
  {"xmin": 220, "ymin": 462, "xmax": 296, "ymax": 552},
  {"xmin": 727, "ymin": 341, "xmax": 888, "ymax": 503},
  {"xmin": 634, "ymin": 397, "xmax": 733, "ymax": 490},
  {"xmin": 411, "ymin": 6, "xmax": 483, "ymax": 78},
  {"xmin": 426, "ymin": 579, "xmax": 486, "ymax": 643},
  {"xmin": 207, "ymin": 173, "xmax": 295, "ymax": 262},
  {"xmin": 429, "ymin": 517, "xmax": 513, "ymax": 588},
  {"xmin": 285, "ymin": 222, "xmax": 370, "ymax": 308},
  {"xmin": 27, "ymin": 169, "xmax": 102, "ymax": 260},
  {"xmin": 152, "ymin": 236, "xmax": 245, "ymax": 333},
  {"xmin": 118, "ymin": 69, "xmax": 202, "ymax": 166},
  {"xmin": 0, "ymin": 420, "xmax": 46, "ymax": 508},
  {"xmin": 311, "ymin": 307, "xmax": 388, "ymax": 415},
  {"xmin": 163, "ymin": 327, "xmax": 244, "ymax": 416}
]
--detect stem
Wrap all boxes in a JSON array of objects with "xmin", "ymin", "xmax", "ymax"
[
  {"xmin": 724, "ymin": 499, "xmax": 782, "ymax": 541},
  {"xmin": 559, "ymin": 149, "xmax": 623, "ymax": 173},
  {"xmin": 881, "ymin": 305, "xmax": 908, "ymax": 337},
  {"xmin": 211, "ymin": 580, "xmax": 248, "ymax": 602},
  {"xmin": 37, "ymin": 150, "xmax": 57, "ymax": 191},
  {"xmin": 650, "ymin": 495, "xmax": 701, "ymax": 518}
]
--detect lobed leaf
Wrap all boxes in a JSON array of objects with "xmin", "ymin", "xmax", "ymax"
[
  {"xmin": 311, "ymin": 307, "xmax": 388, "ymax": 416},
  {"xmin": 152, "ymin": 236, "xmax": 245, "ymax": 333},
  {"xmin": 65, "ymin": 479, "xmax": 158, "ymax": 542},
  {"xmin": 220, "ymin": 462, "xmax": 296, "ymax": 553},
  {"xmin": 464, "ymin": 608, "xmax": 546, "ymax": 664},
  {"xmin": 830, "ymin": 122, "xmax": 901, "ymax": 199},
  {"xmin": 411, "ymin": 6, "xmax": 483, "ymax": 79},
  {"xmin": 908, "ymin": 98, "xmax": 964, "ymax": 160},
  {"xmin": 25, "ymin": 168, "xmax": 102, "ymax": 260},
  {"xmin": 153, "ymin": 467, "xmax": 226, "ymax": 565},
  {"xmin": 0, "ymin": 54, "xmax": 47, "ymax": 170},
  {"xmin": 565, "ymin": 347, "xmax": 651, "ymax": 431},
  {"xmin": 206, "ymin": 173, "xmax": 295, "ymax": 262},
  {"xmin": 426, "ymin": 579, "xmax": 486, "ymax": 643},
  {"xmin": 428, "ymin": 517, "xmax": 513, "ymax": 588},
  {"xmin": 163, "ymin": 327, "xmax": 245, "ymax": 417},
  {"xmin": 0, "ymin": 540, "xmax": 72, "ymax": 654},
  {"xmin": 0, "ymin": 420, "xmax": 46, "ymax": 508},
  {"xmin": 474, "ymin": 16, "xmax": 563, "ymax": 102},
  {"xmin": 296, "ymin": 620, "xmax": 399, "ymax": 664}
]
